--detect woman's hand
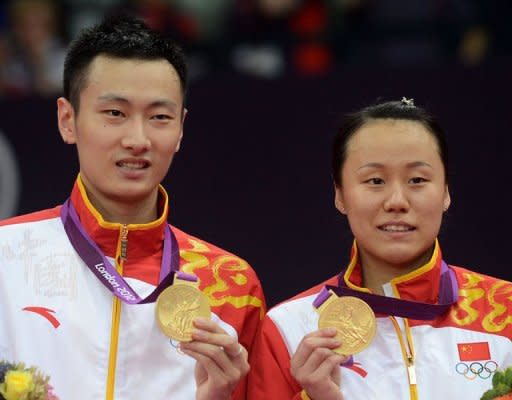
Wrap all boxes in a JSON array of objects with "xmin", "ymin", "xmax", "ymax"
[
  {"xmin": 180, "ymin": 317, "xmax": 249, "ymax": 400},
  {"xmin": 290, "ymin": 327, "xmax": 348, "ymax": 400}
]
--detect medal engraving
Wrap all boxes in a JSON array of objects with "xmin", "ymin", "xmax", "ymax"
[
  {"xmin": 156, "ymin": 284, "xmax": 211, "ymax": 341},
  {"xmin": 318, "ymin": 296, "xmax": 376, "ymax": 355}
]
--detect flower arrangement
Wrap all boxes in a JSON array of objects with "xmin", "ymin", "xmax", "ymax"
[
  {"xmin": 0, "ymin": 361, "xmax": 58, "ymax": 400},
  {"xmin": 481, "ymin": 366, "xmax": 512, "ymax": 400}
]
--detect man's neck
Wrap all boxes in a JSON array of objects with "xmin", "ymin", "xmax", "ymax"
[{"xmin": 87, "ymin": 190, "xmax": 159, "ymax": 225}]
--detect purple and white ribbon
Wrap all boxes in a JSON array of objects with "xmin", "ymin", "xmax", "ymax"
[
  {"xmin": 314, "ymin": 261, "xmax": 458, "ymax": 320},
  {"xmin": 60, "ymin": 199, "xmax": 188, "ymax": 304}
]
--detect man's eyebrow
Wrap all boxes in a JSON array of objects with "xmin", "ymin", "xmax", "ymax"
[
  {"xmin": 149, "ymin": 99, "xmax": 178, "ymax": 109},
  {"xmin": 97, "ymin": 95, "xmax": 178, "ymax": 109},
  {"xmin": 97, "ymin": 94, "xmax": 129, "ymax": 103}
]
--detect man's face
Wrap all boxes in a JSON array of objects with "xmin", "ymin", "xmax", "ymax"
[{"xmin": 58, "ymin": 55, "xmax": 185, "ymax": 214}]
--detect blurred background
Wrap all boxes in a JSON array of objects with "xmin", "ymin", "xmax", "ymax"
[{"xmin": 0, "ymin": 0, "xmax": 511, "ymax": 307}]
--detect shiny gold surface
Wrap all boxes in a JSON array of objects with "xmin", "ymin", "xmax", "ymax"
[
  {"xmin": 318, "ymin": 296, "xmax": 376, "ymax": 355},
  {"xmin": 156, "ymin": 284, "xmax": 211, "ymax": 341}
]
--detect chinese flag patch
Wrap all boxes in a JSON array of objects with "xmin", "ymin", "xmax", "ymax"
[{"xmin": 457, "ymin": 342, "xmax": 491, "ymax": 361}]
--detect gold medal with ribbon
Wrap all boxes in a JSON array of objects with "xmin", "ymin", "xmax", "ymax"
[
  {"xmin": 315, "ymin": 289, "xmax": 376, "ymax": 355},
  {"xmin": 155, "ymin": 272, "xmax": 211, "ymax": 342}
]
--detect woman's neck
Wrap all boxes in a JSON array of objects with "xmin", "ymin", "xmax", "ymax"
[{"xmin": 359, "ymin": 249, "xmax": 433, "ymax": 295}]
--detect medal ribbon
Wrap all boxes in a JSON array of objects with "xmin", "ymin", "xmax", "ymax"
[
  {"xmin": 314, "ymin": 261, "xmax": 458, "ymax": 320},
  {"xmin": 60, "ymin": 199, "xmax": 189, "ymax": 304}
]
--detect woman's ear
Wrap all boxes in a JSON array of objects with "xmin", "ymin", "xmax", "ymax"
[
  {"xmin": 334, "ymin": 185, "xmax": 346, "ymax": 214},
  {"xmin": 57, "ymin": 97, "xmax": 77, "ymax": 144},
  {"xmin": 443, "ymin": 185, "xmax": 451, "ymax": 212}
]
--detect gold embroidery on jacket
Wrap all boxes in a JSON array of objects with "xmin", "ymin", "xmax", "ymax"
[
  {"xmin": 451, "ymin": 272, "xmax": 512, "ymax": 333},
  {"xmin": 451, "ymin": 272, "xmax": 485, "ymax": 326},
  {"xmin": 482, "ymin": 280, "xmax": 512, "ymax": 332},
  {"xmin": 180, "ymin": 239, "xmax": 263, "ymax": 314}
]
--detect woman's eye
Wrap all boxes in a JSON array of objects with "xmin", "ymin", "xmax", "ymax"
[
  {"xmin": 410, "ymin": 177, "xmax": 427, "ymax": 184},
  {"xmin": 366, "ymin": 178, "xmax": 384, "ymax": 185},
  {"xmin": 152, "ymin": 114, "xmax": 171, "ymax": 121}
]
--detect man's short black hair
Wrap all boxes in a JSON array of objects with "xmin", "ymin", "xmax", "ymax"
[{"xmin": 63, "ymin": 14, "xmax": 187, "ymax": 111}]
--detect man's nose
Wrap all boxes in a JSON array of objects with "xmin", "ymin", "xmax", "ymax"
[{"xmin": 121, "ymin": 120, "xmax": 151, "ymax": 153}]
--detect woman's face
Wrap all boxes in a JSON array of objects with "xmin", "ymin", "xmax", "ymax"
[{"xmin": 335, "ymin": 118, "xmax": 450, "ymax": 272}]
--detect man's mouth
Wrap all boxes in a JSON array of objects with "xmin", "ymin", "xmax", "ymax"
[{"xmin": 116, "ymin": 160, "xmax": 149, "ymax": 169}]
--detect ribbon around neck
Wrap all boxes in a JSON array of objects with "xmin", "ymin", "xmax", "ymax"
[
  {"xmin": 60, "ymin": 199, "xmax": 183, "ymax": 304},
  {"xmin": 314, "ymin": 261, "xmax": 459, "ymax": 320}
]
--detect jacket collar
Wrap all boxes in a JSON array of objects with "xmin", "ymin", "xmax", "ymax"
[
  {"xmin": 341, "ymin": 240, "xmax": 444, "ymax": 304},
  {"xmin": 69, "ymin": 175, "xmax": 169, "ymax": 260}
]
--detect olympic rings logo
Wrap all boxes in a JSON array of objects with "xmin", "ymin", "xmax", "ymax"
[{"xmin": 455, "ymin": 361, "xmax": 498, "ymax": 380}]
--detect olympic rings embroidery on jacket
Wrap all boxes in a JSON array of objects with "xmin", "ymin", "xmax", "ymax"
[{"xmin": 455, "ymin": 361, "xmax": 498, "ymax": 380}]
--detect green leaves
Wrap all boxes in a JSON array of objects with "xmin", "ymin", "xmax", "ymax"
[
  {"xmin": 505, "ymin": 368, "xmax": 512, "ymax": 387},
  {"xmin": 481, "ymin": 389, "xmax": 500, "ymax": 400},
  {"xmin": 481, "ymin": 367, "xmax": 512, "ymax": 400},
  {"xmin": 493, "ymin": 371, "xmax": 505, "ymax": 387}
]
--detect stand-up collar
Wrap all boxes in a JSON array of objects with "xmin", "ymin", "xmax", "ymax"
[
  {"xmin": 69, "ymin": 175, "xmax": 169, "ymax": 260},
  {"xmin": 342, "ymin": 240, "xmax": 444, "ymax": 304}
]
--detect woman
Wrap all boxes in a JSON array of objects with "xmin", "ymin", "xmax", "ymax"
[{"xmin": 247, "ymin": 98, "xmax": 512, "ymax": 400}]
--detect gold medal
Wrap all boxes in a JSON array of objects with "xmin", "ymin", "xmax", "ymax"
[
  {"xmin": 155, "ymin": 284, "xmax": 211, "ymax": 342},
  {"xmin": 318, "ymin": 295, "xmax": 376, "ymax": 355}
]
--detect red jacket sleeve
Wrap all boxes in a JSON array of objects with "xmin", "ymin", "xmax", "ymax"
[
  {"xmin": 247, "ymin": 315, "xmax": 303, "ymax": 399},
  {"xmin": 231, "ymin": 272, "xmax": 267, "ymax": 400}
]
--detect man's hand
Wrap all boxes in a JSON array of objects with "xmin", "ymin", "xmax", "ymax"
[{"xmin": 180, "ymin": 317, "xmax": 249, "ymax": 400}]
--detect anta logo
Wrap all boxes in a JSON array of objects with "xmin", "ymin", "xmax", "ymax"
[
  {"xmin": 455, "ymin": 341, "xmax": 498, "ymax": 380},
  {"xmin": 22, "ymin": 306, "xmax": 60, "ymax": 328}
]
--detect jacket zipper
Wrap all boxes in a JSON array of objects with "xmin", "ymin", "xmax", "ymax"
[
  {"xmin": 105, "ymin": 224, "xmax": 128, "ymax": 399},
  {"xmin": 120, "ymin": 224, "xmax": 129, "ymax": 260},
  {"xmin": 391, "ymin": 317, "xmax": 418, "ymax": 400}
]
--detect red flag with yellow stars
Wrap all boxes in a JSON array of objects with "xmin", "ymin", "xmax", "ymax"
[{"xmin": 457, "ymin": 342, "xmax": 491, "ymax": 361}]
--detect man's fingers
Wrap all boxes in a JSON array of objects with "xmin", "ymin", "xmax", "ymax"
[
  {"xmin": 193, "ymin": 317, "xmax": 226, "ymax": 332},
  {"xmin": 190, "ymin": 328, "xmax": 244, "ymax": 354},
  {"xmin": 190, "ymin": 319, "xmax": 247, "ymax": 359},
  {"xmin": 180, "ymin": 317, "xmax": 250, "ymax": 385},
  {"xmin": 180, "ymin": 341, "xmax": 248, "ymax": 376}
]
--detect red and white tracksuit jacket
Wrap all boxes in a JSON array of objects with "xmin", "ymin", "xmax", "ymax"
[
  {"xmin": 247, "ymin": 242, "xmax": 512, "ymax": 400},
  {"xmin": 0, "ymin": 177, "xmax": 266, "ymax": 399}
]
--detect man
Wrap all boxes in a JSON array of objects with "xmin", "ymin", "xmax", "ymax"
[{"xmin": 0, "ymin": 15, "xmax": 265, "ymax": 399}]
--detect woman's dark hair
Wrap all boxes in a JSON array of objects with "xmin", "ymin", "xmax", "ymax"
[
  {"xmin": 63, "ymin": 14, "xmax": 187, "ymax": 111},
  {"xmin": 332, "ymin": 99, "xmax": 449, "ymax": 186}
]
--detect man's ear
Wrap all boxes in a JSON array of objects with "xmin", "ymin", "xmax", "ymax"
[
  {"xmin": 57, "ymin": 97, "xmax": 77, "ymax": 144},
  {"xmin": 175, "ymin": 107, "xmax": 188, "ymax": 152},
  {"xmin": 334, "ymin": 185, "xmax": 346, "ymax": 214}
]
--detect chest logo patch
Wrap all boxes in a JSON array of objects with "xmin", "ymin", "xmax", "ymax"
[
  {"xmin": 455, "ymin": 342, "xmax": 497, "ymax": 380},
  {"xmin": 22, "ymin": 306, "xmax": 60, "ymax": 329}
]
